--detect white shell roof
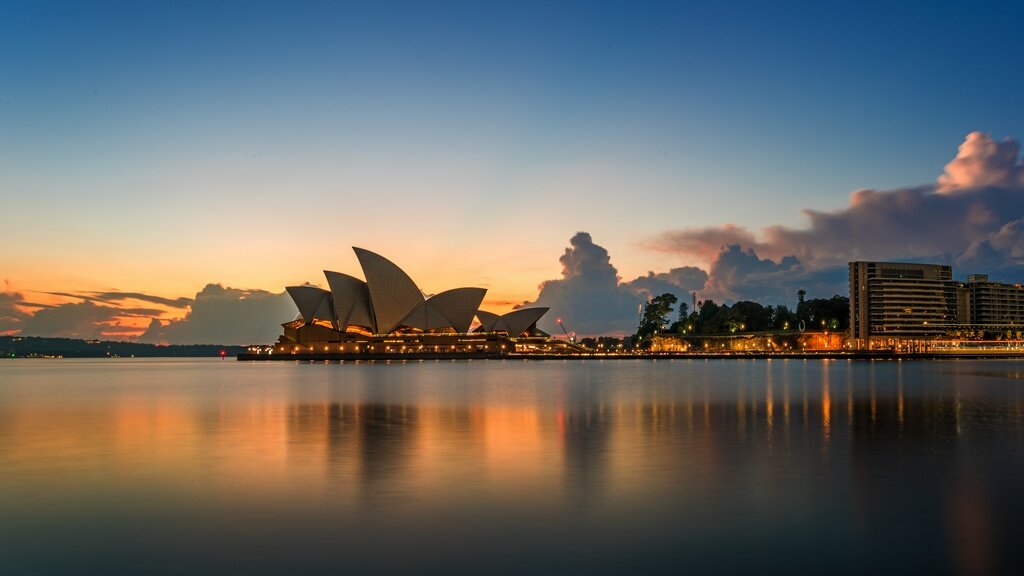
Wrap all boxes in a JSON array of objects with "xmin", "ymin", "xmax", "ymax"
[
  {"xmin": 474, "ymin": 307, "xmax": 549, "ymax": 336},
  {"xmin": 475, "ymin": 310, "xmax": 501, "ymax": 332},
  {"xmin": 288, "ymin": 249, "xmax": 499, "ymax": 335},
  {"xmin": 427, "ymin": 288, "xmax": 487, "ymax": 334},
  {"xmin": 285, "ymin": 285, "xmax": 331, "ymax": 324},
  {"xmin": 353, "ymin": 247, "xmax": 424, "ymax": 335},
  {"xmin": 324, "ymin": 270, "xmax": 374, "ymax": 331}
]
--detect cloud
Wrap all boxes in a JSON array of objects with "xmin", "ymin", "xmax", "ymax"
[
  {"xmin": 626, "ymin": 266, "xmax": 708, "ymax": 300},
  {"xmin": 141, "ymin": 284, "xmax": 296, "ymax": 345},
  {"xmin": 655, "ymin": 182, "xmax": 1013, "ymax": 271},
  {"xmin": 0, "ymin": 290, "xmax": 30, "ymax": 334},
  {"xmin": 8, "ymin": 283, "xmax": 294, "ymax": 344},
  {"xmin": 13, "ymin": 289, "xmax": 187, "ymax": 340},
  {"xmin": 522, "ymin": 233, "xmax": 712, "ymax": 335},
  {"xmin": 649, "ymin": 132, "xmax": 1024, "ymax": 297},
  {"xmin": 958, "ymin": 219, "xmax": 1024, "ymax": 270},
  {"xmin": 938, "ymin": 131, "xmax": 1024, "ymax": 192},
  {"xmin": 115, "ymin": 307, "xmax": 167, "ymax": 317},
  {"xmin": 645, "ymin": 224, "xmax": 766, "ymax": 263},
  {"xmin": 100, "ymin": 324, "xmax": 150, "ymax": 335},
  {"xmin": 41, "ymin": 290, "xmax": 193, "ymax": 309},
  {"xmin": 523, "ymin": 232, "xmax": 834, "ymax": 334},
  {"xmin": 87, "ymin": 291, "xmax": 193, "ymax": 308},
  {"xmin": 521, "ymin": 232, "xmax": 645, "ymax": 335},
  {"xmin": 702, "ymin": 245, "xmax": 802, "ymax": 302},
  {"xmin": 19, "ymin": 300, "xmax": 124, "ymax": 339}
]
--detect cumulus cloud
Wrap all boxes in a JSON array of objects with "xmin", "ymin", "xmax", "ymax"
[
  {"xmin": 141, "ymin": 284, "xmax": 296, "ymax": 345},
  {"xmin": 522, "ymin": 233, "xmax": 713, "ymax": 335},
  {"xmin": 521, "ymin": 232, "xmax": 645, "ymax": 335},
  {"xmin": 650, "ymin": 132, "xmax": 1024, "ymax": 296},
  {"xmin": 702, "ymin": 245, "xmax": 802, "ymax": 302},
  {"xmin": 938, "ymin": 131, "xmax": 1024, "ymax": 192},
  {"xmin": 523, "ymin": 232, "xmax": 839, "ymax": 334},
  {"xmin": 958, "ymin": 219, "xmax": 1024, "ymax": 270},
  {"xmin": 656, "ymin": 183, "xmax": 1022, "ymax": 271},
  {"xmin": 626, "ymin": 266, "xmax": 708, "ymax": 300}
]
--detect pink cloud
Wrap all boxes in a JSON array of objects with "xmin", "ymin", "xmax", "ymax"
[
  {"xmin": 938, "ymin": 131, "xmax": 1024, "ymax": 192},
  {"xmin": 645, "ymin": 132, "xmax": 1024, "ymax": 303}
]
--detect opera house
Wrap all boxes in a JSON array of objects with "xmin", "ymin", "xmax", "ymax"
[{"xmin": 261, "ymin": 247, "xmax": 575, "ymax": 359}]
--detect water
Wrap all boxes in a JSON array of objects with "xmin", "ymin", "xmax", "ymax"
[{"xmin": 2, "ymin": 358, "xmax": 1023, "ymax": 575}]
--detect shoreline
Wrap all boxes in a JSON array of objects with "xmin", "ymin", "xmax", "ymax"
[{"xmin": 237, "ymin": 350, "xmax": 1024, "ymax": 361}]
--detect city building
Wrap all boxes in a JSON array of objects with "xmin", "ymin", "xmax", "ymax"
[
  {"xmin": 850, "ymin": 262, "xmax": 1024, "ymax": 348},
  {"xmin": 849, "ymin": 261, "xmax": 959, "ymax": 346},
  {"xmin": 963, "ymin": 274, "xmax": 1024, "ymax": 328}
]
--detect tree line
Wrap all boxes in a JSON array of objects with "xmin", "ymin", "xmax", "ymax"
[
  {"xmin": 0, "ymin": 336, "xmax": 247, "ymax": 358},
  {"xmin": 633, "ymin": 290, "xmax": 850, "ymax": 347}
]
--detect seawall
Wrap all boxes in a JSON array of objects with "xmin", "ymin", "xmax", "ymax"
[{"xmin": 237, "ymin": 350, "xmax": 1024, "ymax": 361}]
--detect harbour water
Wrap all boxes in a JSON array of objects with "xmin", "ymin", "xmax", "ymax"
[{"xmin": 2, "ymin": 358, "xmax": 1023, "ymax": 574}]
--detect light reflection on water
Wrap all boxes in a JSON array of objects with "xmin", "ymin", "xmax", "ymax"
[{"xmin": 1, "ymin": 358, "xmax": 1024, "ymax": 574}]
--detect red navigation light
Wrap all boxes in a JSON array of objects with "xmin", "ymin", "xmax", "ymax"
[
  {"xmin": 557, "ymin": 318, "xmax": 563, "ymax": 324},
  {"xmin": 219, "ymin": 349, "xmax": 226, "ymax": 359}
]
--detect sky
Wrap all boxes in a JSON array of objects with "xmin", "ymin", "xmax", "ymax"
[{"xmin": 3, "ymin": 0, "xmax": 1024, "ymax": 342}]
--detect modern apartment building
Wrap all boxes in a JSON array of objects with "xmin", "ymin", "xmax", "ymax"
[
  {"xmin": 849, "ymin": 261, "xmax": 958, "ymax": 345},
  {"xmin": 850, "ymin": 263, "xmax": 1024, "ymax": 346},
  {"xmin": 963, "ymin": 274, "xmax": 1024, "ymax": 328}
]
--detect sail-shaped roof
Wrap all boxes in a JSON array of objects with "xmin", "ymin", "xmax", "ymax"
[
  {"xmin": 353, "ymin": 247, "xmax": 425, "ymax": 334},
  {"xmin": 427, "ymin": 288, "xmax": 487, "ymax": 333},
  {"xmin": 475, "ymin": 310, "xmax": 501, "ymax": 332},
  {"xmin": 498, "ymin": 307, "xmax": 549, "ymax": 336},
  {"xmin": 474, "ymin": 307, "xmax": 549, "ymax": 336},
  {"xmin": 324, "ymin": 270, "xmax": 374, "ymax": 331},
  {"xmin": 285, "ymin": 285, "xmax": 332, "ymax": 324},
  {"xmin": 398, "ymin": 300, "xmax": 452, "ymax": 331}
]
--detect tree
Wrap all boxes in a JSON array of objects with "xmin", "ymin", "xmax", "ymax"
[
  {"xmin": 678, "ymin": 302, "xmax": 689, "ymax": 323},
  {"xmin": 694, "ymin": 299, "xmax": 721, "ymax": 334},
  {"xmin": 771, "ymin": 305, "xmax": 796, "ymax": 330},
  {"xmin": 669, "ymin": 301, "xmax": 691, "ymax": 334},
  {"xmin": 796, "ymin": 289, "xmax": 808, "ymax": 324},
  {"xmin": 799, "ymin": 295, "xmax": 849, "ymax": 331},
  {"xmin": 729, "ymin": 301, "xmax": 773, "ymax": 332},
  {"xmin": 636, "ymin": 293, "xmax": 678, "ymax": 344}
]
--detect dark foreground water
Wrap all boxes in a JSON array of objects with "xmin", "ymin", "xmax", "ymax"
[{"xmin": 2, "ymin": 359, "xmax": 1024, "ymax": 575}]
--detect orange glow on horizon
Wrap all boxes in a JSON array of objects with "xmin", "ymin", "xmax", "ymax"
[{"xmin": 2, "ymin": 256, "xmax": 540, "ymax": 336}]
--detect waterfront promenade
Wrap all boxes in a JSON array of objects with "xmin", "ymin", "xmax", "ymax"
[{"xmin": 238, "ymin": 348, "xmax": 1024, "ymax": 362}]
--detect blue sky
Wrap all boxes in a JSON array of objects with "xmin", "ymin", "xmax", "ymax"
[{"xmin": 2, "ymin": 0, "xmax": 1024, "ymax": 338}]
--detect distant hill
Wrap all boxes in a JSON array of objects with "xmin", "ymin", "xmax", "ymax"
[{"xmin": 0, "ymin": 336, "xmax": 247, "ymax": 358}]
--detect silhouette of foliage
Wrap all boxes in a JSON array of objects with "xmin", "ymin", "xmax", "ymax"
[
  {"xmin": 674, "ymin": 294, "xmax": 847, "ymax": 335},
  {"xmin": 636, "ymin": 293, "xmax": 678, "ymax": 346}
]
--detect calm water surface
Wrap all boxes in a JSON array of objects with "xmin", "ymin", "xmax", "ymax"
[{"xmin": 2, "ymin": 358, "xmax": 1024, "ymax": 575}]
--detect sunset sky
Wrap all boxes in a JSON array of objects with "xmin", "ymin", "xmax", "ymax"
[{"xmin": 3, "ymin": 1, "xmax": 1024, "ymax": 342}]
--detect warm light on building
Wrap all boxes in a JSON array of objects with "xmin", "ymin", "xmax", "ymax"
[{"xmin": 247, "ymin": 247, "xmax": 579, "ymax": 360}]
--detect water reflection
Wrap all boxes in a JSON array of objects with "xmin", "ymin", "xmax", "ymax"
[{"xmin": 1, "ymin": 359, "xmax": 1024, "ymax": 574}]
